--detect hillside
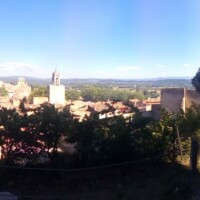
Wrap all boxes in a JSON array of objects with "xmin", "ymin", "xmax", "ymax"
[{"xmin": 0, "ymin": 76, "xmax": 193, "ymax": 89}]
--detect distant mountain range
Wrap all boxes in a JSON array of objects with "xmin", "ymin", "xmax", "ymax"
[{"xmin": 0, "ymin": 76, "xmax": 193, "ymax": 88}]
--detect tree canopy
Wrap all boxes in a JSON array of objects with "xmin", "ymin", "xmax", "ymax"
[
  {"xmin": 80, "ymin": 86, "xmax": 145, "ymax": 102},
  {"xmin": 0, "ymin": 102, "xmax": 188, "ymax": 167},
  {"xmin": 0, "ymin": 86, "xmax": 8, "ymax": 97},
  {"xmin": 30, "ymin": 86, "xmax": 47, "ymax": 97},
  {"xmin": 192, "ymin": 68, "xmax": 200, "ymax": 92}
]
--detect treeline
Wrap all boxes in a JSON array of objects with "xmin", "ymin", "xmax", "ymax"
[
  {"xmin": 30, "ymin": 85, "xmax": 48, "ymax": 98},
  {"xmin": 0, "ymin": 102, "xmax": 196, "ymax": 168},
  {"xmin": 30, "ymin": 85, "xmax": 147, "ymax": 101},
  {"xmin": 76, "ymin": 86, "xmax": 146, "ymax": 101},
  {"xmin": 66, "ymin": 87, "xmax": 160, "ymax": 101}
]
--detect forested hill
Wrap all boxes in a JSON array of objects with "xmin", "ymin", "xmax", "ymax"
[{"xmin": 0, "ymin": 76, "xmax": 192, "ymax": 88}]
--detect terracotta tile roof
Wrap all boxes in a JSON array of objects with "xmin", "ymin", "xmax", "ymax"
[{"xmin": 88, "ymin": 102, "xmax": 109, "ymax": 112}]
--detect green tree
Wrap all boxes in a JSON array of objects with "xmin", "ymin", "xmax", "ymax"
[
  {"xmin": 0, "ymin": 86, "xmax": 8, "ymax": 97},
  {"xmin": 0, "ymin": 108, "xmax": 23, "ymax": 163},
  {"xmin": 30, "ymin": 86, "xmax": 47, "ymax": 97},
  {"xmin": 189, "ymin": 68, "xmax": 200, "ymax": 170},
  {"xmin": 81, "ymin": 86, "xmax": 145, "ymax": 102},
  {"xmin": 143, "ymin": 90, "xmax": 159, "ymax": 99},
  {"xmin": 34, "ymin": 103, "xmax": 74, "ymax": 161},
  {"xmin": 68, "ymin": 116, "xmax": 102, "ymax": 165},
  {"xmin": 180, "ymin": 103, "xmax": 200, "ymax": 170},
  {"xmin": 192, "ymin": 68, "xmax": 200, "ymax": 92},
  {"xmin": 19, "ymin": 97, "xmax": 28, "ymax": 113},
  {"xmin": 65, "ymin": 90, "xmax": 81, "ymax": 100},
  {"xmin": 149, "ymin": 110, "xmax": 177, "ymax": 161},
  {"xmin": 99, "ymin": 116, "xmax": 133, "ymax": 163}
]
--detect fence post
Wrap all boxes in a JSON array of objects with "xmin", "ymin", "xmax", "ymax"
[{"xmin": 191, "ymin": 138, "xmax": 199, "ymax": 172}]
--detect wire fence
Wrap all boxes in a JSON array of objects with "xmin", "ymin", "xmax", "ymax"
[
  {"xmin": 0, "ymin": 145, "xmax": 190, "ymax": 200},
  {"xmin": 0, "ymin": 154, "xmax": 161, "ymax": 172}
]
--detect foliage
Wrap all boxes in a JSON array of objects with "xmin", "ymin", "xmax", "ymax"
[
  {"xmin": 0, "ymin": 103, "xmax": 74, "ymax": 164},
  {"xmin": 29, "ymin": 103, "xmax": 74, "ymax": 161},
  {"xmin": 0, "ymin": 86, "xmax": 8, "ymax": 97},
  {"xmin": 81, "ymin": 86, "xmax": 145, "ymax": 102},
  {"xmin": 192, "ymin": 68, "xmax": 200, "ymax": 92},
  {"xmin": 0, "ymin": 108, "xmax": 31, "ymax": 163},
  {"xmin": 181, "ymin": 103, "xmax": 200, "ymax": 138},
  {"xmin": 0, "ymin": 99, "xmax": 196, "ymax": 167},
  {"xmin": 143, "ymin": 90, "xmax": 159, "ymax": 98},
  {"xmin": 99, "ymin": 116, "xmax": 133, "ymax": 163},
  {"xmin": 68, "ymin": 111, "xmax": 177, "ymax": 166},
  {"xmin": 30, "ymin": 86, "xmax": 47, "ymax": 97},
  {"xmin": 19, "ymin": 97, "xmax": 27, "ymax": 113},
  {"xmin": 68, "ymin": 115, "xmax": 135, "ymax": 165},
  {"xmin": 65, "ymin": 90, "xmax": 81, "ymax": 100}
]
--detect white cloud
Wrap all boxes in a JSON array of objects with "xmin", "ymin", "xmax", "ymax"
[
  {"xmin": 0, "ymin": 61, "xmax": 39, "ymax": 71},
  {"xmin": 0, "ymin": 61, "xmax": 48, "ymax": 77}
]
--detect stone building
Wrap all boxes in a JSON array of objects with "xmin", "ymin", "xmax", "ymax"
[
  {"xmin": 48, "ymin": 69, "xmax": 65, "ymax": 105},
  {"xmin": 0, "ymin": 77, "xmax": 31, "ymax": 108}
]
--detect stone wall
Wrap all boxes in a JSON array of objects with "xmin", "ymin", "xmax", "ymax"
[
  {"xmin": 185, "ymin": 89, "xmax": 200, "ymax": 110},
  {"xmin": 161, "ymin": 88, "xmax": 184, "ymax": 113},
  {"xmin": 161, "ymin": 88, "xmax": 200, "ymax": 114},
  {"xmin": 48, "ymin": 84, "xmax": 65, "ymax": 105},
  {"xmin": 32, "ymin": 97, "xmax": 48, "ymax": 105}
]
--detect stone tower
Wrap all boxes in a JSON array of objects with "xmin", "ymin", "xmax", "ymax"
[
  {"xmin": 52, "ymin": 69, "xmax": 60, "ymax": 86},
  {"xmin": 48, "ymin": 69, "xmax": 65, "ymax": 105}
]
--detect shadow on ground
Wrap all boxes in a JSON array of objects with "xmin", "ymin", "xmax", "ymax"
[{"xmin": 0, "ymin": 160, "xmax": 198, "ymax": 200}]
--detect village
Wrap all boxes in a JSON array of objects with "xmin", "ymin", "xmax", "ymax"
[
  {"xmin": 0, "ymin": 70, "xmax": 162, "ymax": 121},
  {"xmin": 0, "ymin": 70, "xmax": 200, "ymax": 125}
]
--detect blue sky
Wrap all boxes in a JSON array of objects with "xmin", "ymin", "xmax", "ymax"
[{"xmin": 0, "ymin": 0, "xmax": 200, "ymax": 79}]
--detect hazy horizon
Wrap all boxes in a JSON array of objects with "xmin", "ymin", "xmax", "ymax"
[{"xmin": 0, "ymin": 75, "xmax": 193, "ymax": 81}]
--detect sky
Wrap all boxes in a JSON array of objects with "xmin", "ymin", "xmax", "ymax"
[{"xmin": 0, "ymin": 0, "xmax": 200, "ymax": 79}]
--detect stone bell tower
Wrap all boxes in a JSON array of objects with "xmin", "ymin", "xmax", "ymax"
[
  {"xmin": 52, "ymin": 69, "xmax": 60, "ymax": 86},
  {"xmin": 48, "ymin": 69, "xmax": 65, "ymax": 105}
]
